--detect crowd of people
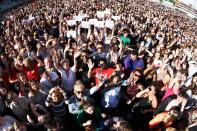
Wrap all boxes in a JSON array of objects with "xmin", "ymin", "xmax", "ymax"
[{"xmin": 0, "ymin": 0, "xmax": 197, "ymax": 130}]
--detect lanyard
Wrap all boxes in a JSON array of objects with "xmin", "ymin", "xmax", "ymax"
[{"xmin": 66, "ymin": 69, "xmax": 69, "ymax": 78}]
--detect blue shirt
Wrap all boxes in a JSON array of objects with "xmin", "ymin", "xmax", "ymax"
[
  {"xmin": 102, "ymin": 86, "xmax": 121, "ymax": 108},
  {"xmin": 68, "ymin": 86, "xmax": 99, "ymax": 114},
  {"xmin": 124, "ymin": 56, "xmax": 144, "ymax": 71}
]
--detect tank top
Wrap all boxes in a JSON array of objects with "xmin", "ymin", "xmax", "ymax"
[{"xmin": 162, "ymin": 85, "xmax": 174, "ymax": 101}]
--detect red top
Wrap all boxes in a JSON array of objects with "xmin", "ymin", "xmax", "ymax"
[
  {"xmin": 2, "ymin": 75, "xmax": 9, "ymax": 85},
  {"xmin": 91, "ymin": 68, "xmax": 114, "ymax": 85},
  {"xmin": 22, "ymin": 63, "xmax": 39, "ymax": 80}
]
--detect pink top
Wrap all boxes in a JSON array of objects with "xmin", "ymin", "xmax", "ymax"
[{"xmin": 161, "ymin": 85, "xmax": 174, "ymax": 101}]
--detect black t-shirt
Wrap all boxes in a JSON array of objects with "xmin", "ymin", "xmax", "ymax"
[
  {"xmin": 76, "ymin": 60, "xmax": 91, "ymax": 87},
  {"xmin": 26, "ymin": 124, "xmax": 47, "ymax": 131},
  {"xmin": 79, "ymin": 109, "xmax": 102, "ymax": 128},
  {"xmin": 188, "ymin": 125, "xmax": 197, "ymax": 131},
  {"xmin": 50, "ymin": 23, "xmax": 59, "ymax": 38}
]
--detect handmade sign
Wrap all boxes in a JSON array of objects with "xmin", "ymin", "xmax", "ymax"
[
  {"xmin": 96, "ymin": 11, "xmax": 105, "ymax": 18},
  {"xmin": 95, "ymin": 21, "xmax": 105, "ymax": 28},
  {"xmin": 105, "ymin": 20, "xmax": 114, "ymax": 29},
  {"xmin": 112, "ymin": 16, "xmax": 121, "ymax": 21},
  {"xmin": 104, "ymin": 9, "xmax": 111, "ymax": 15},
  {"xmin": 22, "ymin": 19, "xmax": 31, "ymax": 25},
  {"xmin": 81, "ymin": 21, "xmax": 90, "ymax": 28},
  {"xmin": 67, "ymin": 30, "xmax": 77, "ymax": 38},
  {"xmin": 74, "ymin": 16, "xmax": 83, "ymax": 21},
  {"xmin": 29, "ymin": 14, "xmax": 35, "ymax": 21},
  {"xmin": 67, "ymin": 20, "xmax": 76, "ymax": 26},
  {"xmin": 89, "ymin": 19, "xmax": 98, "ymax": 25}
]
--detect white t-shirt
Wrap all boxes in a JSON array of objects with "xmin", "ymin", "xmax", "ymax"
[
  {"xmin": 58, "ymin": 66, "xmax": 76, "ymax": 93},
  {"xmin": 188, "ymin": 61, "xmax": 197, "ymax": 77},
  {"xmin": 104, "ymin": 34, "xmax": 112, "ymax": 45},
  {"xmin": 40, "ymin": 71, "xmax": 59, "ymax": 94},
  {"xmin": 153, "ymin": 59, "xmax": 162, "ymax": 67}
]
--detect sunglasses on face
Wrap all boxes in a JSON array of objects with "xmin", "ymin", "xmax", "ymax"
[
  {"xmin": 134, "ymin": 73, "xmax": 141, "ymax": 77},
  {"xmin": 75, "ymin": 90, "xmax": 84, "ymax": 94}
]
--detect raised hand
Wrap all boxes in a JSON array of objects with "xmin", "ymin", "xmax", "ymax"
[
  {"xmin": 126, "ymin": 76, "xmax": 133, "ymax": 84},
  {"xmin": 169, "ymin": 54, "xmax": 173, "ymax": 60},
  {"xmin": 36, "ymin": 43, "xmax": 42, "ymax": 50},
  {"xmin": 111, "ymin": 53, "xmax": 118, "ymax": 64},
  {"xmin": 74, "ymin": 51, "xmax": 81, "ymax": 59},
  {"xmin": 101, "ymin": 113, "xmax": 107, "ymax": 118},
  {"xmin": 117, "ymin": 37, "xmax": 122, "ymax": 43},
  {"xmin": 64, "ymin": 44, "xmax": 70, "ymax": 52},
  {"xmin": 57, "ymin": 86, "xmax": 65, "ymax": 93},
  {"xmin": 85, "ymin": 120, "xmax": 92, "ymax": 126},
  {"xmin": 87, "ymin": 59, "xmax": 94, "ymax": 69},
  {"xmin": 49, "ymin": 87, "xmax": 57, "ymax": 95},
  {"xmin": 140, "ymin": 41, "xmax": 145, "ymax": 47},
  {"xmin": 129, "ymin": 72, "xmax": 135, "ymax": 78},
  {"xmin": 50, "ymin": 48, "xmax": 58, "ymax": 57},
  {"xmin": 98, "ymin": 79, "xmax": 107, "ymax": 87},
  {"xmin": 172, "ymin": 77, "xmax": 179, "ymax": 83},
  {"xmin": 127, "ymin": 99, "xmax": 132, "ymax": 105}
]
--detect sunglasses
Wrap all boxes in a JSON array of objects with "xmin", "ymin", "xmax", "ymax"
[
  {"xmin": 75, "ymin": 90, "xmax": 84, "ymax": 94},
  {"xmin": 134, "ymin": 73, "xmax": 141, "ymax": 77}
]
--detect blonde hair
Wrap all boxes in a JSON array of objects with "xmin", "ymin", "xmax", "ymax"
[
  {"xmin": 165, "ymin": 127, "xmax": 176, "ymax": 131},
  {"xmin": 74, "ymin": 80, "xmax": 85, "ymax": 91},
  {"xmin": 23, "ymin": 58, "xmax": 32, "ymax": 66},
  {"xmin": 11, "ymin": 121, "xmax": 25, "ymax": 131}
]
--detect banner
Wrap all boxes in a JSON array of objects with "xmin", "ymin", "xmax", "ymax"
[{"xmin": 81, "ymin": 21, "xmax": 90, "ymax": 28}]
